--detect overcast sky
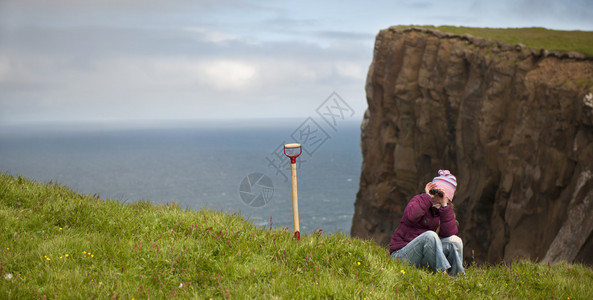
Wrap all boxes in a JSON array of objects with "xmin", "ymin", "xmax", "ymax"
[{"xmin": 1, "ymin": 0, "xmax": 592, "ymax": 125}]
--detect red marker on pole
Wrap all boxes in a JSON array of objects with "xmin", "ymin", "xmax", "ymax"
[{"xmin": 284, "ymin": 143, "xmax": 302, "ymax": 241}]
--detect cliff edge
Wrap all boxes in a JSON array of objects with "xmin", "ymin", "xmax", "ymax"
[{"xmin": 351, "ymin": 26, "xmax": 593, "ymax": 265}]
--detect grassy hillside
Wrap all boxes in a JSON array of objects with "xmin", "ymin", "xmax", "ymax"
[
  {"xmin": 416, "ymin": 26, "xmax": 593, "ymax": 56},
  {"xmin": 1, "ymin": 173, "xmax": 592, "ymax": 299}
]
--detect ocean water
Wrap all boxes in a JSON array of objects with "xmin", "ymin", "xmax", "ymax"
[{"xmin": 0, "ymin": 119, "xmax": 362, "ymax": 235}]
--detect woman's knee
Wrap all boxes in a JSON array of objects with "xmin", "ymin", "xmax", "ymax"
[
  {"xmin": 448, "ymin": 235, "xmax": 463, "ymax": 245},
  {"xmin": 447, "ymin": 235, "xmax": 463, "ymax": 250},
  {"xmin": 419, "ymin": 230, "xmax": 440, "ymax": 242}
]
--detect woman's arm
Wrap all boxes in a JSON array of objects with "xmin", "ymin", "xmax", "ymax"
[
  {"xmin": 403, "ymin": 194, "xmax": 432, "ymax": 223},
  {"xmin": 438, "ymin": 206, "xmax": 458, "ymax": 237}
]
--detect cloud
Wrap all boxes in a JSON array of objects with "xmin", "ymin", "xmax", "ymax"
[
  {"xmin": 152, "ymin": 58, "xmax": 258, "ymax": 91},
  {"xmin": 2, "ymin": 0, "xmax": 591, "ymax": 124},
  {"xmin": 0, "ymin": 0, "xmax": 219, "ymax": 13},
  {"xmin": 0, "ymin": 30, "xmax": 370, "ymax": 123},
  {"xmin": 181, "ymin": 26, "xmax": 242, "ymax": 44},
  {"xmin": 504, "ymin": 0, "xmax": 593, "ymax": 29},
  {"xmin": 314, "ymin": 30, "xmax": 375, "ymax": 41},
  {"xmin": 0, "ymin": 56, "xmax": 11, "ymax": 81},
  {"xmin": 201, "ymin": 60, "xmax": 257, "ymax": 90}
]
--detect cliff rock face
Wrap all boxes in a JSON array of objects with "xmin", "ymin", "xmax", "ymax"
[{"xmin": 351, "ymin": 26, "xmax": 593, "ymax": 265}]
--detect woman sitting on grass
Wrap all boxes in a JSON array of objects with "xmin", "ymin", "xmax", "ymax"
[{"xmin": 389, "ymin": 170, "xmax": 464, "ymax": 276}]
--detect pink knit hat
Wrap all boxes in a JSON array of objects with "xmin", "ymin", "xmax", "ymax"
[{"xmin": 432, "ymin": 170, "xmax": 457, "ymax": 201}]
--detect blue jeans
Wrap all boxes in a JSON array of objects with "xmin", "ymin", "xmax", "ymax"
[{"xmin": 390, "ymin": 231, "xmax": 465, "ymax": 276}]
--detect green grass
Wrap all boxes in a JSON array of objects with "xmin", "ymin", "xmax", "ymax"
[
  {"xmin": 1, "ymin": 173, "xmax": 592, "ymax": 299},
  {"xmin": 411, "ymin": 25, "xmax": 593, "ymax": 56}
]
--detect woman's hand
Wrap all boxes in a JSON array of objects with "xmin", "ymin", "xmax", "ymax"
[
  {"xmin": 424, "ymin": 182, "xmax": 437, "ymax": 195},
  {"xmin": 425, "ymin": 182, "xmax": 448, "ymax": 208}
]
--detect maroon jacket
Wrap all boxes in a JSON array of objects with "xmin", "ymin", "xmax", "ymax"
[{"xmin": 389, "ymin": 193, "xmax": 458, "ymax": 253}]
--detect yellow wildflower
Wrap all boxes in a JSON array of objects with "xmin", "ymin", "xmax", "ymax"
[
  {"xmin": 400, "ymin": 270, "xmax": 405, "ymax": 275},
  {"xmin": 357, "ymin": 261, "xmax": 361, "ymax": 266}
]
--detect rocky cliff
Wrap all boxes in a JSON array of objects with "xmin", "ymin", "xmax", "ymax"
[{"xmin": 351, "ymin": 26, "xmax": 593, "ymax": 265}]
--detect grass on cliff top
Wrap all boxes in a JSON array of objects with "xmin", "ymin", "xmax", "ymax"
[
  {"xmin": 415, "ymin": 25, "xmax": 593, "ymax": 56},
  {"xmin": 1, "ymin": 173, "xmax": 593, "ymax": 299}
]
